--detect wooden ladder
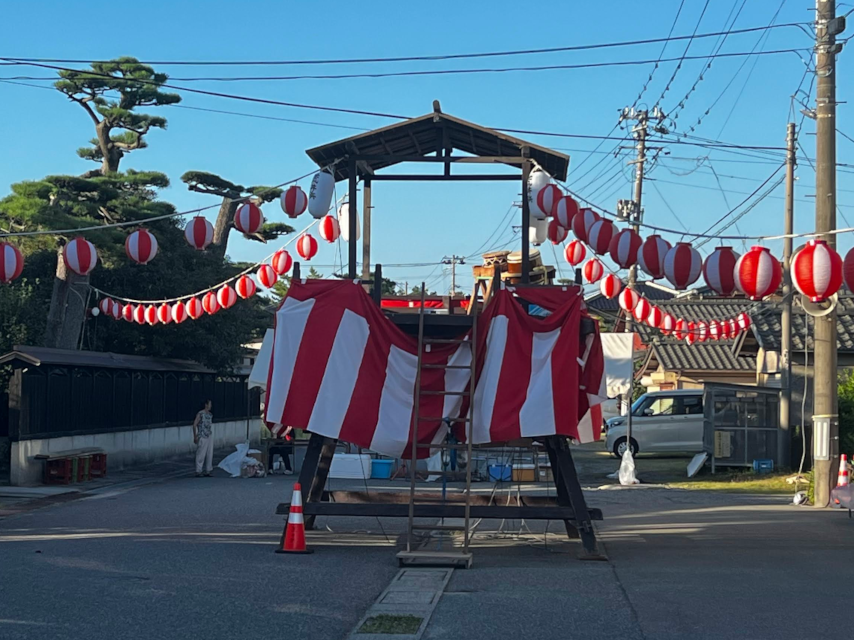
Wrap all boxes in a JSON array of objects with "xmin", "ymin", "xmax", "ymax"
[{"xmin": 396, "ymin": 288, "xmax": 478, "ymax": 569}]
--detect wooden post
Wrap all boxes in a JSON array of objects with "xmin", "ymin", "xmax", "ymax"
[
  {"xmin": 362, "ymin": 178, "xmax": 372, "ymax": 281},
  {"xmin": 373, "ymin": 264, "xmax": 383, "ymax": 307},
  {"xmin": 521, "ymin": 158, "xmax": 531, "ymax": 284},
  {"xmin": 297, "ymin": 433, "xmax": 338, "ymax": 530},
  {"xmin": 348, "ymin": 156, "xmax": 358, "ymax": 280}
]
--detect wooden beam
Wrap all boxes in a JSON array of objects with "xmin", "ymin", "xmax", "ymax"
[
  {"xmin": 350, "ymin": 154, "xmax": 527, "ymax": 164},
  {"xmin": 521, "ymin": 159, "xmax": 532, "ymax": 284},
  {"xmin": 362, "ymin": 179, "xmax": 372, "ymax": 281},
  {"xmin": 368, "ymin": 174, "xmax": 520, "ymax": 182},
  {"xmin": 348, "ymin": 156, "xmax": 358, "ymax": 279}
]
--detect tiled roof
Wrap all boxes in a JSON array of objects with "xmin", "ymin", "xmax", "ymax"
[
  {"xmin": 586, "ymin": 281, "xmax": 678, "ymax": 312},
  {"xmin": 651, "ymin": 342, "xmax": 756, "ymax": 372},
  {"xmin": 750, "ymin": 296, "xmax": 854, "ymax": 353}
]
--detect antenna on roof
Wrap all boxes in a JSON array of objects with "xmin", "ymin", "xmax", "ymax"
[{"xmin": 432, "ymin": 100, "xmax": 442, "ymax": 114}]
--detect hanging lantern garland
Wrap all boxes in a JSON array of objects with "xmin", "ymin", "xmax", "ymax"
[
  {"xmin": 638, "ymin": 235, "xmax": 670, "ymax": 280},
  {"xmin": 609, "ymin": 228, "xmax": 641, "ymax": 269},
  {"xmin": 571, "ymin": 208, "xmax": 600, "ymax": 244},
  {"xmin": 157, "ymin": 303, "xmax": 172, "ymax": 324},
  {"xmin": 735, "ymin": 246, "xmax": 782, "ymax": 301},
  {"xmin": 599, "ymin": 273, "xmax": 622, "ymax": 299},
  {"xmin": 257, "ymin": 264, "xmax": 278, "ymax": 289},
  {"xmin": 547, "ymin": 219, "xmax": 568, "ymax": 245},
  {"xmin": 172, "ymin": 302, "xmax": 188, "ymax": 324},
  {"xmin": 271, "ymin": 249, "xmax": 293, "ymax": 276},
  {"xmin": 235, "ymin": 275, "xmax": 257, "ymax": 299},
  {"xmin": 234, "ymin": 203, "xmax": 265, "ymax": 235},
  {"xmin": 664, "ymin": 242, "xmax": 702, "ymax": 290},
  {"xmin": 791, "ymin": 239, "xmax": 843, "ymax": 302},
  {"xmin": 318, "ymin": 215, "xmax": 341, "ymax": 243},
  {"xmin": 702, "ymin": 246, "xmax": 740, "ymax": 296},
  {"xmin": 647, "ymin": 306, "xmax": 664, "ymax": 329},
  {"xmin": 308, "ymin": 170, "xmax": 335, "ymax": 219},
  {"xmin": 554, "ymin": 195, "xmax": 579, "ymax": 228},
  {"xmin": 564, "ymin": 240, "xmax": 586, "ymax": 266},
  {"xmin": 296, "ymin": 233, "xmax": 318, "ymax": 261},
  {"xmin": 583, "ymin": 258, "xmax": 604, "ymax": 284},
  {"xmin": 633, "ymin": 297, "xmax": 652, "ymax": 323},
  {"xmin": 587, "ymin": 219, "xmax": 617, "ymax": 256},
  {"xmin": 618, "ymin": 287, "xmax": 640, "ymax": 312},
  {"xmin": 535, "ymin": 184, "xmax": 562, "ymax": 221},
  {"xmin": 202, "ymin": 291, "xmax": 220, "ymax": 315},
  {"xmin": 184, "ymin": 216, "xmax": 214, "ymax": 250},
  {"xmin": 217, "ymin": 284, "xmax": 238, "ymax": 310},
  {"xmin": 186, "ymin": 297, "xmax": 205, "ymax": 320}
]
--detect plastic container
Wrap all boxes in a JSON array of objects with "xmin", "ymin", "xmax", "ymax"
[
  {"xmin": 512, "ymin": 464, "xmax": 536, "ymax": 482},
  {"xmin": 753, "ymin": 459, "xmax": 774, "ymax": 474},
  {"xmin": 329, "ymin": 453, "xmax": 372, "ymax": 479},
  {"xmin": 488, "ymin": 464, "xmax": 512, "ymax": 482},
  {"xmin": 371, "ymin": 458, "xmax": 394, "ymax": 479}
]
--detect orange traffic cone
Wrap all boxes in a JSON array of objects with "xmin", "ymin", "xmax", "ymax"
[
  {"xmin": 838, "ymin": 454, "xmax": 850, "ymax": 488},
  {"xmin": 276, "ymin": 483, "xmax": 313, "ymax": 554}
]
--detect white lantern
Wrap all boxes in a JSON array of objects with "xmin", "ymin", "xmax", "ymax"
[
  {"xmin": 338, "ymin": 202, "xmax": 360, "ymax": 242},
  {"xmin": 527, "ymin": 169, "xmax": 552, "ymax": 218},
  {"xmin": 308, "ymin": 170, "xmax": 335, "ymax": 219},
  {"xmin": 528, "ymin": 218, "xmax": 548, "ymax": 246}
]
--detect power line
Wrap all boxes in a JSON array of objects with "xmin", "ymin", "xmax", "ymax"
[
  {"xmin": 632, "ymin": 0, "xmax": 686, "ymax": 107},
  {"xmin": 168, "ymin": 104, "xmax": 370, "ymax": 131},
  {"xmin": 655, "ymin": 0, "xmax": 711, "ymax": 107}
]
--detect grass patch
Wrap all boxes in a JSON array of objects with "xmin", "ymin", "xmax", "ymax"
[
  {"xmin": 671, "ymin": 472, "xmax": 795, "ymax": 494},
  {"xmin": 358, "ymin": 614, "xmax": 423, "ymax": 635}
]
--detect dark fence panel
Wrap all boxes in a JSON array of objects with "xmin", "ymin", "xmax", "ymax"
[{"xmin": 12, "ymin": 365, "xmax": 259, "ymax": 440}]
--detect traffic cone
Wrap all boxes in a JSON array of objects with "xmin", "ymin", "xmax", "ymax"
[
  {"xmin": 276, "ymin": 483, "xmax": 313, "ymax": 554},
  {"xmin": 838, "ymin": 454, "xmax": 850, "ymax": 488}
]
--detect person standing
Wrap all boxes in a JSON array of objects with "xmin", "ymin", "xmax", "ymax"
[{"xmin": 193, "ymin": 400, "xmax": 214, "ymax": 477}]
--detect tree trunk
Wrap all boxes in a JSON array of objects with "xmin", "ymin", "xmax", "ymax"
[
  {"xmin": 44, "ymin": 248, "xmax": 90, "ymax": 350},
  {"xmin": 211, "ymin": 198, "xmax": 238, "ymax": 260},
  {"xmin": 96, "ymin": 120, "xmax": 122, "ymax": 174}
]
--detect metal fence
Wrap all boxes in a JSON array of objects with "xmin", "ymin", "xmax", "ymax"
[{"xmin": 10, "ymin": 365, "xmax": 261, "ymax": 441}]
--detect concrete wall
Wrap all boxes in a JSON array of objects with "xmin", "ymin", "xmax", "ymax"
[{"xmin": 10, "ymin": 419, "xmax": 262, "ymax": 486}]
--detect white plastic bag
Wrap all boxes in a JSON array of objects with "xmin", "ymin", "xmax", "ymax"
[
  {"xmin": 217, "ymin": 442, "xmax": 264, "ymax": 478},
  {"xmin": 618, "ymin": 449, "xmax": 639, "ymax": 485}
]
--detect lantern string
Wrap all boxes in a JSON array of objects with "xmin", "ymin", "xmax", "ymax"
[{"xmin": 92, "ymin": 218, "xmax": 319, "ymax": 305}]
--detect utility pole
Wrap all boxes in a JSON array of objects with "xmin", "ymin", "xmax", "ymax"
[
  {"xmin": 442, "ymin": 255, "xmax": 465, "ymax": 296},
  {"xmin": 813, "ymin": 0, "xmax": 844, "ymax": 507},
  {"xmin": 780, "ymin": 123, "xmax": 797, "ymax": 469}
]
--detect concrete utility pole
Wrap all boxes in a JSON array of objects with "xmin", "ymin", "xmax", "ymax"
[
  {"xmin": 780, "ymin": 123, "xmax": 797, "ymax": 469},
  {"xmin": 813, "ymin": 0, "xmax": 845, "ymax": 507},
  {"xmin": 442, "ymin": 255, "xmax": 465, "ymax": 296}
]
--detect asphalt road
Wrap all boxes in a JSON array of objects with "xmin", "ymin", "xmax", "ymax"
[{"xmin": 0, "ymin": 473, "xmax": 402, "ymax": 640}]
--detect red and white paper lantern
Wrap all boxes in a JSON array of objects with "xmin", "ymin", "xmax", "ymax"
[
  {"xmin": 157, "ymin": 303, "xmax": 172, "ymax": 324},
  {"xmin": 709, "ymin": 320, "xmax": 722, "ymax": 341},
  {"xmin": 527, "ymin": 170, "xmax": 553, "ymax": 218},
  {"xmin": 673, "ymin": 318, "xmax": 688, "ymax": 341},
  {"xmin": 737, "ymin": 312, "xmax": 751, "ymax": 331},
  {"xmin": 110, "ymin": 300, "xmax": 122, "ymax": 320},
  {"xmin": 234, "ymin": 202, "xmax": 264, "ymax": 235},
  {"xmin": 583, "ymin": 258, "xmax": 604, "ymax": 284},
  {"xmin": 660, "ymin": 313, "xmax": 676, "ymax": 335},
  {"xmin": 726, "ymin": 318, "xmax": 740, "ymax": 339},
  {"xmin": 696, "ymin": 321, "xmax": 708, "ymax": 343},
  {"xmin": 125, "ymin": 229, "xmax": 158, "ymax": 265},
  {"xmin": 647, "ymin": 305, "xmax": 664, "ymax": 328},
  {"xmin": 638, "ymin": 235, "xmax": 671, "ymax": 280},
  {"xmin": 63, "ymin": 237, "xmax": 98, "ymax": 276},
  {"xmin": 618, "ymin": 287, "xmax": 640, "ymax": 312},
  {"xmin": 791, "ymin": 239, "xmax": 843, "ymax": 302},
  {"xmin": 587, "ymin": 219, "xmax": 617, "ymax": 256},
  {"xmin": 609, "ymin": 228, "xmax": 642, "ymax": 269},
  {"xmin": 702, "ymin": 246, "xmax": 740, "ymax": 296},
  {"xmin": 0, "ymin": 242, "xmax": 24, "ymax": 284},
  {"xmin": 171, "ymin": 302, "xmax": 188, "ymax": 324},
  {"xmin": 534, "ymin": 184, "xmax": 562, "ymax": 221},
  {"xmin": 144, "ymin": 305, "xmax": 159, "ymax": 326},
  {"xmin": 844, "ymin": 247, "xmax": 854, "ymax": 292},
  {"xmin": 203, "ymin": 291, "xmax": 220, "ymax": 315},
  {"xmin": 98, "ymin": 297, "xmax": 114, "ymax": 316},
  {"xmin": 664, "ymin": 242, "xmax": 702, "ymax": 290},
  {"xmin": 547, "ymin": 219, "xmax": 568, "ymax": 245},
  {"xmin": 184, "ymin": 216, "xmax": 214, "ymax": 251},
  {"xmin": 735, "ymin": 246, "xmax": 782, "ymax": 300},
  {"xmin": 122, "ymin": 304, "xmax": 134, "ymax": 322},
  {"xmin": 599, "ymin": 273, "xmax": 622, "ymax": 299},
  {"xmin": 633, "ymin": 297, "xmax": 652, "ymax": 324},
  {"xmin": 571, "ymin": 208, "xmax": 600, "ymax": 244},
  {"xmin": 564, "ymin": 240, "xmax": 586, "ymax": 266},
  {"xmin": 271, "ymin": 249, "xmax": 293, "ymax": 276},
  {"xmin": 319, "ymin": 215, "xmax": 340, "ymax": 243},
  {"xmin": 217, "ymin": 284, "xmax": 237, "ymax": 310},
  {"xmin": 308, "ymin": 170, "xmax": 335, "ymax": 219},
  {"xmin": 185, "ymin": 297, "xmax": 204, "ymax": 320},
  {"xmin": 236, "ymin": 275, "xmax": 257, "ymax": 299},
  {"xmin": 684, "ymin": 321, "xmax": 697, "ymax": 345},
  {"xmin": 296, "ymin": 233, "xmax": 318, "ymax": 261},
  {"xmin": 257, "ymin": 264, "xmax": 278, "ymax": 289},
  {"xmin": 280, "ymin": 185, "xmax": 308, "ymax": 219},
  {"xmin": 553, "ymin": 195, "xmax": 579, "ymax": 228},
  {"xmin": 133, "ymin": 304, "xmax": 146, "ymax": 325}
]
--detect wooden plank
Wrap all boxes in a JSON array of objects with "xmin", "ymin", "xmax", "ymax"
[
  {"xmin": 368, "ymin": 174, "xmax": 520, "ymax": 182},
  {"xmin": 350, "ymin": 154, "xmax": 528, "ymax": 164}
]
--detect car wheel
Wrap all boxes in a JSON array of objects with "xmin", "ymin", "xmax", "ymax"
[{"xmin": 613, "ymin": 437, "xmax": 638, "ymax": 458}]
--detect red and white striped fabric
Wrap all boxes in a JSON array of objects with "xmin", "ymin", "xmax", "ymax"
[
  {"xmin": 791, "ymin": 239, "xmax": 843, "ymax": 302},
  {"xmin": 98, "ymin": 297, "xmax": 114, "ymax": 316},
  {"xmin": 664, "ymin": 242, "xmax": 702, "ymax": 290},
  {"xmin": 63, "ymin": 237, "xmax": 98, "ymax": 276},
  {"xmin": 609, "ymin": 228, "xmax": 642, "ymax": 269},
  {"xmin": 236, "ymin": 275, "xmax": 257, "ymax": 299},
  {"xmin": 271, "ymin": 249, "xmax": 293, "ymax": 276},
  {"xmin": 157, "ymin": 303, "xmax": 172, "ymax": 324},
  {"xmin": 673, "ymin": 318, "xmax": 688, "ymax": 341},
  {"xmin": 280, "ymin": 185, "xmax": 308, "ymax": 219},
  {"xmin": 737, "ymin": 312, "xmax": 751, "ymax": 331},
  {"xmin": 583, "ymin": 258, "xmax": 604, "ymax": 284},
  {"xmin": 184, "ymin": 216, "xmax": 214, "ymax": 250},
  {"xmin": 144, "ymin": 305, "xmax": 159, "ymax": 326},
  {"xmin": 702, "ymin": 246, "xmax": 739, "ymax": 296},
  {"xmin": 708, "ymin": 319, "xmax": 722, "ymax": 340},
  {"xmin": 638, "ymin": 235, "xmax": 670, "ymax": 279},
  {"xmin": 186, "ymin": 297, "xmax": 204, "ymax": 320},
  {"xmin": 217, "ymin": 284, "xmax": 237, "ymax": 309},
  {"xmin": 647, "ymin": 305, "xmax": 664, "ymax": 328},
  {"xmin": 696, "ymin": 320, "xmax": 708, "ymax": 343},
  {"xmin": 203, "ymin": 291, "xmax": 220, "ymax": 315},
  {"xmin": 296, "ymin": 233, "xmax": 318, "ymax": 261},
  {"xmin": 564, "ymin": 240, "xmax": 586, "ymax": 266},
  {"xmin": 0, "ymin": 242, "xmax": 24, "ymax": 284},
  {"xmin": 264, "ymin": 280, "xmax": 605, "ymax": 457},
  {"xmin": 632, "ymin": 297, "xmax": 652, "ymax": 324},
  {"xmin": 319, "ymin": 215, "xmax": 340, "ymax": 243},
  {"xmin": 133, "ymin": 305, "xmax": 146, "ymax": 325},
  {"xmin": 125, "ymin": 229, "xmax": 158, "ymax": 265},
  {"xmin": 172, "ymin": 302, "xmax": 188, "ymax": 324},
  {"xmin": 571, "ymin": 208, "xmax": 599, "ymax": 244},
  {"xmin": 535, "ymin": 184, "xmax": 562, "ymax": 220},
  {"xmin": 547, "ymin": 219, "xmax": 568, "ymax": 244},
  {"xmin": 257, "ymin": 264, "xmax": 278, "ymax": 289},
  {"xmin": 599, "ymin": 273, "xmax": 622, "ymax": 299},
  {"xmin": 122, "ymin": 304, "xmax": 134, "ymax": 322},
  {"xmin": 553, "ymin": 195, "xmax": 579, "ymax": 228},
  {"xmin": 660, "ymin": 313, "xmax": 676, "ymax": 335},
  {"xmin": 735, "ymin": 246, "xmax": 782, "ymax": 300},
  {"xmin": 587, "ymin": 219, "xmax": 616, "ymax": 256},
  {"xmin": 618, "ymin": 288, "xmax": 640, "ymax": 312},
  {"xmin": 234, "ymin": 202, "xmax": 264, "ymax": 235}
]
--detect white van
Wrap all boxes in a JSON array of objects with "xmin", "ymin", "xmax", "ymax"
[{"xmin": 604, "ymin": 389, "xmax": 704, "ymax": 457}]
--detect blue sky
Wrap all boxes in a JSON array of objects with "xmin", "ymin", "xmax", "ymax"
[{"xmin": 1, "ymin": 0, "xmax": 851, "ymax": 295}]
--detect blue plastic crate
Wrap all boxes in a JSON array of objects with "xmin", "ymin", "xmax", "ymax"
[
  {"xmin": 488, "ymin": 464, "xmax": 512, "ymax": 482},
  {"xmin": 753, "ymin": 459, "xmax": 774, "ymax": 474},
  {"xmin": 370, "ymin": 459, "xmax": 394, "ymax": 479}
]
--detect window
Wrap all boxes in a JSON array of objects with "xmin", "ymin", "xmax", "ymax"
[
  {"xmin": 679, "ymin": 396, "xmax": 704, "ymax": 415},
  {"xmin": 633, "ymin": 396, "xmax": 675, "ymax": 417}
]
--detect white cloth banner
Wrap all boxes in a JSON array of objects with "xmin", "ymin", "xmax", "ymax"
[{"xmin": 600, "ymin": 332, "xmax": 635, "ymax": 398}]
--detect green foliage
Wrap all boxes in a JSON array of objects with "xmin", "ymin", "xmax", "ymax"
[
  {"xmin": 368, "ymin": 270, "xmax": 398, "ymax": 296},
  {"xmin": 408, "ymin": 285, "xmax": 438, "ymax": 297},
  {"xmin": 837, "ymin": 371, "xmax": 854, "ymax": 454}
]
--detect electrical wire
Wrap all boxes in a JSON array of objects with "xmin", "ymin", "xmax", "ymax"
[
  {"xmin": 632, "ymin": 0, "xmax": 686, "ymax": 108},
  {"xmin": 654, "ymin": 0, "xmax": 711, "ymax": 107}
]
